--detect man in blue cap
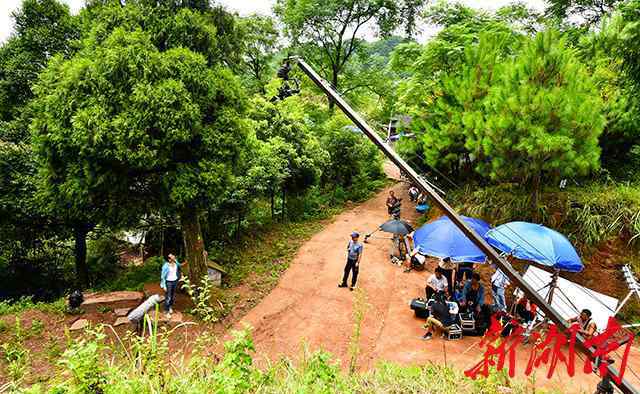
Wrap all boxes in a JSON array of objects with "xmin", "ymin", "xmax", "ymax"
[{"xmin": 339, "ymin": 231, "xmax": 364, "ymax": 291}]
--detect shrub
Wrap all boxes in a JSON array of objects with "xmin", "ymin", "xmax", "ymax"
[
  {"xmin": 452, "ymin": 182, "xmax": 640, "ymax": 250},
  {"xmin": 181, "ymin": 275, "xmax": 220, "ymax": 323},
  {"xmin": 97, "ymin": 256, "xmax": 163, "ymax": 292},
  {"xmin": 0, "ymin": 296, "xmax": 65, "ymax": 317}
]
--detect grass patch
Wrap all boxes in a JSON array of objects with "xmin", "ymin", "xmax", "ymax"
[
  {"xmin": 95, "ymin": 256, "xmax": 163, "ymax": 292},
  {"xmin": 14, "ymin": 326, "xmax": 549, "ymax": 393},
  {"xmin": 0, "ymin": 297, "xmax": 65, "ymax": 317},
  {"xmin": 452, "ymin": 182, "xmax": 640, "ymax": 251}
]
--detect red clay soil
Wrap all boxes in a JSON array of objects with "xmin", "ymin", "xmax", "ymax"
[{"xmin": 232, "ymin": 167, "xmax": 640, "ymax": 393}]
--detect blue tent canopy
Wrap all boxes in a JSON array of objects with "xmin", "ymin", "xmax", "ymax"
[
  {"xmin": 485, "ymin": 221, "xmax": 583, "ymax": 273},
  {"xmin": 413, "ymin": 215, "xmax": 491, "ymax": 264}
]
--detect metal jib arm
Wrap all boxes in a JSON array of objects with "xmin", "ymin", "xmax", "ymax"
[{"xmin": 280, "ymin": 56, "xmax": 638, "ymax": 394}]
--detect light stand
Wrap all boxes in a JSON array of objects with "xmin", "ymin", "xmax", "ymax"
[{"xmin": 615, "ymin": 265, "xmax": 640, "ymax": 329}]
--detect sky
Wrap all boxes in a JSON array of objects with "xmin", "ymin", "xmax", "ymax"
[{"xmin": 0, "ymin": 0, "xmax": 548, "ymax": 44}]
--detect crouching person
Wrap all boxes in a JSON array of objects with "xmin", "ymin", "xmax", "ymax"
[{"xmin": 421, "ymin": 294, "xmax": 454, "ymax": 340}]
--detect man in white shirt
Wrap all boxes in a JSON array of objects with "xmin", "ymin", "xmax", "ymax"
[
  {"xmin": 426, "ymin": 267, "xmax": 448, "ymax": 300},
  {"xmin": 491, "ymin": 268, "xmax": 510, "ymax": 312}
]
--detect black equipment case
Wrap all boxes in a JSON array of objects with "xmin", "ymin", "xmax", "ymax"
[{"xmin": 410, "ymin": 298, "xmax": 429, "ymax": 318}]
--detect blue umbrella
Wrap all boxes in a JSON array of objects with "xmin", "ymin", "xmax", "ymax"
[
  {"xmin": 485, "ymin": 221, "xmax": 583, "ymax": 272},
  {"xmin": 413, "ymin": 215, "xmax": 491, "ymax": 263}
]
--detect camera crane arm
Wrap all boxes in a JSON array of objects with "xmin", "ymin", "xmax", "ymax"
[{"xmin": 278, "ymin": 56, "xmax": 638, "ymax": 394}]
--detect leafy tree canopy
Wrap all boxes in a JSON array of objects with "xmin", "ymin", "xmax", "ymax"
[
  {"xmin": 31, "ymin": 2, "xmax": 248, "ymax": 282},
  {"xmin": 274, "ymin": 0, "xmax": 427, "ymax": 107}
]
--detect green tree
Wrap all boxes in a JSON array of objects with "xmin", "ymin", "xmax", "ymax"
[
  {"xmin": 0, "ymin": 0, "xmax": 78, "ymax": 125},
  {"xmin": 391, "ymin": 7, "xmax": 523, "ymax": 177},
  {"xmin": 31, "ymin": 18, "xmax": 248, "ymax": 285},
  {"xmin": 249, "ymin": 97, "xmax": 328, "ymax": 216},
  {"xmin": 274, "ymin": 0, "xmax": 426, "ymax": 109},
  {"xmin": 545, "ymin": 0, "xmax": 622, "ymax": 27},
  {"xmin": 400, "ymin": 32, "xmax": 515, "ymax": 179},
  {"xmin": 577, "ymin": 10, "xmax": 640, "ymax": 176},
  {"xmin": 0, "ymin": 0, "xmax": 79, "ymax": 290},
  {"xmin": 239, "ymin": 15, "xmax": 280, "ymax": 93},
  {"xmin": 478, "ymin": 30, "xmax": 605, "ymax": 197},
  {"xmin": 320, "ymin": 115, "xmax": 384, "ymax": 189}
]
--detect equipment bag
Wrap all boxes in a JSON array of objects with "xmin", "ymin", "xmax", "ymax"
[{"xmin": 410, "ymin": 298, "xmax": 429, "ymax": 318}]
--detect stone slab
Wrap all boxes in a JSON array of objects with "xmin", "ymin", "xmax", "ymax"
[
  {"xmin": 115, "ymin": 308, "xmax": 131, "ymax": 317},
  {"xmin": 69, "ymin": 319, "xmax": 89, "ymax": 331},
  {"xmin": 82, "ymin": 291, "xmax": 144, "ymax": 306},
  {"xmin": 114, "ymin": 316, "xmax": 130, "ymax": 326}
]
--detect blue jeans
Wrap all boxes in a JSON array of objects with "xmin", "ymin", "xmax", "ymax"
[
  {"xmin": 164, "ymin": 280, "xmax": 178, "ymax": 312},
  {"xmin": 492, "ymin": 285, "xmax": 506, "ymax": 311}
]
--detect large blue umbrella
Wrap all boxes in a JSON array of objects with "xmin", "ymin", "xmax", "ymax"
[
  {"xmin": 413, "ymin": 215, "xmax": 491, "ymax": 263},
  {"xmin": 485, "ymin": 221, "xmax": 583, "ymax": 272}
]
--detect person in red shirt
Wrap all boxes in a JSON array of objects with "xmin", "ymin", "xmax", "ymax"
[{"xmin": 515, "ymin": 296, "xmax": 537, "ymax": 323}]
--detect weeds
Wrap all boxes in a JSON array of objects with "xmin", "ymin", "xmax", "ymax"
[
  {"xmin": 96, "ymin": 305, "xmax": 112, "ymax": 314},
  {"xmin": 348, "ymin": 288, "xmax": 368, "ymax": 374},
  {"xmin": 0, "ymin": 296, "xmax": 65, "ymax": 316},
  {"xmin": 453, "ymin": 182, "xmax": 640, "ymax": 249},
  {"xmin": 8, "ymin": 322, "xmax": 547, "ymax": 393},
  {"xmin": 1, "ymin": 317, "xmax": 31, "ymax": 383},
  {"xmin": 30, "ymin": 318, "xmax": 44, "ymax": 336},
  {"xmin": 182, "ymin": 275, "xmax": 219, "ymax": 323}
]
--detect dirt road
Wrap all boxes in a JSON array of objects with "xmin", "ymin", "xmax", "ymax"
[{"xmin": 234, "ymin": 163, "xmax": 640, "ymax": 393}]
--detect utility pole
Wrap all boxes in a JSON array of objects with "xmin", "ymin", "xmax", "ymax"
[{"xmin": 286, "ymin": 56, "xmax": 638, "ymax": 394}]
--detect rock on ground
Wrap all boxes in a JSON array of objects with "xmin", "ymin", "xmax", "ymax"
[{"xmin": 69, "ymin": 318, "xmax": 89, "ymax": 331}]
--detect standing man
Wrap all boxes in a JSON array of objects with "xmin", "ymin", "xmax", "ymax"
[
  {"xmin": 386, "ymin": 190, "xmax": 400, "ymax": 216},
  {"xmin": 339, "ymin": 232, "xmax": 363, "ymax": 291},
  {"xmin": 160, "ymin": 253, "xmax": 181, "ymax": 316},
  {"xmin": 491, "ymin": 266, "xmax": 510, "ymax": 312}
]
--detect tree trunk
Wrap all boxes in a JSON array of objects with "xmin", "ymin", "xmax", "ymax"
[
  {"xmin": 74, "ymin": 224, "xmax": 90, "ymax": 288},
  {"xmin": 180, "ymin": 207, "xmax": 207, "ymax": 284},
  {"xmin": 281, "ymin": 186, "xmax": 286, "ymax": 222},
  {"xmin": 532, "ymin": 173, "xmax": 541, "ymax": 221},
  {"xmin": 270, "ymin": 189, "xmax": 275, "ymax": 219},
  {"xmin": 329, "ymin": 69, "xmax": 339, "ymax": 111},
  {"xmin": 159, "ymin": 219, "xmax": 164, "ymax": 259},
  {"xmin": 236, "ymin": 210, "xmax": 242, "ymax": 240}
]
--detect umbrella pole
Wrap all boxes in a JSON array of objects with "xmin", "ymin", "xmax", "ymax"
[
  {"xmin": 547, "ymin": 269, "xmax": 560, "ymax": 305},
  {"xmin": 364, "ymin": 227, "xmax": 381, "ymax": 243}
]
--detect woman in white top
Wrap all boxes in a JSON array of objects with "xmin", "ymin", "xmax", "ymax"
[{"xmin": 160, "ymin": 254, "xmax": 181, "ymax": 315}]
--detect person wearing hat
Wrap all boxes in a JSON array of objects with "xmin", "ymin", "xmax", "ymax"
[{"xmin": 339, "ymin": 232, "xmax": 364, "ymax": 291}]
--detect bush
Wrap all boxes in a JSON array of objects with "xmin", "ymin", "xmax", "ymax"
[
  {"xmin": 97, "ymin": 256, "xmax": 163, "ymax": 292},
  {"xmin": 16, "ymin": 326, "xmax": 540, "ymax": 393},
  {"xmin": 452, "ymin": 182, "xmax": 640, "ymax": 249},
  {"xmin": 87, "ymin": 232, "xmax": 122, "ymax": 286},
  {"xmin": 0, "ymin": 296, "xmax": 65, "ymax": 316}
]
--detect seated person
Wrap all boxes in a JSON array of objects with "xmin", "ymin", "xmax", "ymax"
[
  {"xmin": 426, "ymin": 267, "xmax": 448, "ymax": 300},
  {"xmin": 568, "ymin": 308, "xmax": 597, "ymax": 340},
  {"xmin": 459, "ymin": 273, "xmax": 485, "ymax": 316},
  {"xmin": 456, "ymin": 262, "xmax": 474, "ymax": 283},
  {"xmin": 452, "ymin": 281, "xmax": 465, "ymax": 304},
  {"xmin": 408, "ymin": 186, "xmax": 419, "ymax": 202},
  {"xmin": 421, "ymin": 293, "xmax": 455, "ymax": 340},
  {"xmin": 515, "ymin": 296, "xmax": 537, "ymax": 323},
  {"xmin": 417, "ymin": 193, "xmax": 427, "ymax": 205},
  {"xmin": 407, "ymin": 249, "xmax": 426, "ymax": 271}
]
